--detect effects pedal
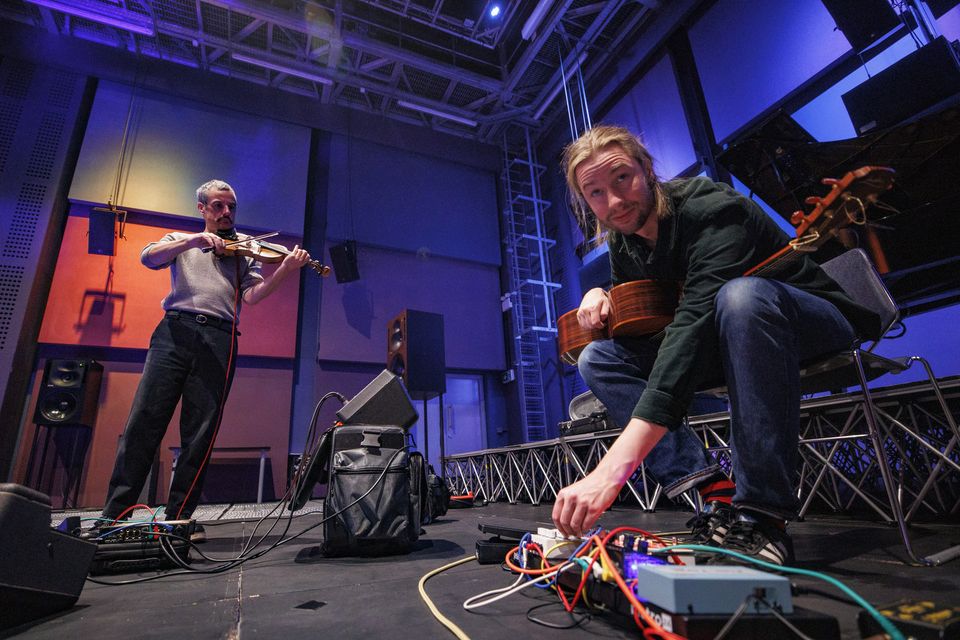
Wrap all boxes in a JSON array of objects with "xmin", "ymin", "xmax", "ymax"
[
  {"xmin": 858, "ymin": 599, "xmax": 960, "ymax": 640},
  {"xmin": 89, "ymin": 519, "xmax": 194, "ymax": 575}
]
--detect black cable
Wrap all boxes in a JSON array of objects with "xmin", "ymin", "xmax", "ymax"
[
  {"xmin": 525, "ymin": 601, "xmax": 591, "ymax": 630},
  {"xmin": 87, "ymin": 446, "xmax": 407, "ymax": 585},
  {"xmin": 791, "ymin": 583, "xmax": 859, "ymax": 607}
]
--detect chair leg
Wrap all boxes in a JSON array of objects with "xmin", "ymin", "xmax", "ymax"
[
  {"xmin": 899, "ymin": 357, "xmax": 960, "ymax": 566},
  {"xmin": 853, "ymin": 350, "xmax": 960, "ymax": 566}
]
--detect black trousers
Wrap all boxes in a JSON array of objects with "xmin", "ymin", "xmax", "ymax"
[{"xmin": 102, "ymin": 314, "xmax": 237, "ymax": 520}]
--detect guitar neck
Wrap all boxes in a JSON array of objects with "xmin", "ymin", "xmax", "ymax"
[{"xmin": 743, "ymin": 245, "xmax": 806, "ymax": 278}]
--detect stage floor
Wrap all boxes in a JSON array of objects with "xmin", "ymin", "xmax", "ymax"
[{"xmin": 9, "ymin": 501, "xmax": 960, "ymax": 640}]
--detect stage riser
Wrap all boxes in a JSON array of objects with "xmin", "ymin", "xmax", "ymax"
[{"xmin": 445, "ymin": 378, "xmax": 960, "ymax": 522}]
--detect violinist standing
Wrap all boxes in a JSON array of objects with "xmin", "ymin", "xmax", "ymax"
[{"xmin": 93, "ymin": 180, "xmax": 309, "ymax": 539}]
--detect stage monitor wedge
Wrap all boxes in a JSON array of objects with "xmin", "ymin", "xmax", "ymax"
[{"xmin": 0, "ymin": 483, "xmax": 96, "ymax": 630}]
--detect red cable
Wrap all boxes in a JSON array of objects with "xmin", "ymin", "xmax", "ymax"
[{"xmin": 174, "ymin": 259, "xmax": 241, "ymax": 520}]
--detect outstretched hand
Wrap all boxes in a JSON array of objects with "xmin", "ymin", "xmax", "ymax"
[{"xmin": 552, "ymin": 471, "xmax": 622, "ymax": 538}]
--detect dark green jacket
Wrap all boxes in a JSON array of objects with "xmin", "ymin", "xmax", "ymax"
[{"xmin": 607, "ymin": 177, "xmax": 881, "ymax": 429}]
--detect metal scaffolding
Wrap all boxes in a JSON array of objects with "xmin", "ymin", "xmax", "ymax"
[
  {"xmin": 501, "ymin": 124, "xmax": 561, "ymax": 442},
  {"xmin": 446, "ymin": 377, "xmax": 960, "ymax": 563}
]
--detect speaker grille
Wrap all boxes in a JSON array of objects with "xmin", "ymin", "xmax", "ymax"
[
  {"xmin": 48, "ymin": 361, "xmax": 85, "ymax": 388},
  {"xmin": 4, "ymin": 182, "xmax": 46, "ymax": 260},
  {"xmin": 25, "ymin": 112, "xmax": 65, "ymax": 180},
  {"xmin": 38, "ymin": 390, "xmax": 79, "ymax": 423},
  {"xmin": 0, "ymin": 265, "xmax": 24, "ymax": 351},
  {"xmin": 390, "ymin": 319, "xmax": 404, "ymax": 351},
  {"xmin": 0, "ymin": 100, "xmax": 23, "ymax": 175}
]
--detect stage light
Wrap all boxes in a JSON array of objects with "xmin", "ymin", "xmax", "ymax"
[
  {"xmin": 489, "ymin": 5, "xmax": 501, "ymax": 18},
  {"xmin": 231, "ymin": 53, "xmax": 334, "ymax": 86},
  {"xmin": 396, "ymin": 100, "xmax": 478, "ymax": 127},
  {"xmin": 24, "ymin": 0, "xmax": 155, "ymax": 36}
]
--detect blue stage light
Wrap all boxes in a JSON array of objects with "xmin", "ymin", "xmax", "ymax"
[{"xmin": 489, "ymin": 5, "xmax": 501, "ymax": 18}]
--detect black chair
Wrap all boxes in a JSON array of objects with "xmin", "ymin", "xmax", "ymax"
[{"xmin": 794, "ymin": 248, "xmax": 960, "ymax": 565}]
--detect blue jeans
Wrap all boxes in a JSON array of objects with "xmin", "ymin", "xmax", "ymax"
[
  {"xmin": 578, "ymin": 277, "xmax": 856, "ymax": 519},
  {"xmin": 102, "ymin": 314, "xmax": 237, "ymax": 520}
]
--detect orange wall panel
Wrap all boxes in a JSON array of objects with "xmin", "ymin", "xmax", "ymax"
[
  {"xmin": 39, "ymin": 214, "xmax": 302, "ymax": 357},
  {"xmin": 14, "ymin": 361, "xmax": 293, "ymax": 509}
]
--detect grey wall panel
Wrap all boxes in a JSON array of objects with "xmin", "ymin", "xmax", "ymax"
[
  {"xmin": 325, "ymin": 134, "xmax": 501, "ymax": 266},
  {"xmin": 69, "ymin": 81, "xmax": 310, "ymax": 234},
  {"xmin": 317, "ymin": 244, "xmax": 505, "ymax": 371},
  {"xmin": 0, "ymin": 59, "xmax": 90, "ymax": 477}
]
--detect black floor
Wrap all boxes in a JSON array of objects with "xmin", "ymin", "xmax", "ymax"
[{"xmin": 6, "ymin": 501, "xmax": 960, "ymax": 640}]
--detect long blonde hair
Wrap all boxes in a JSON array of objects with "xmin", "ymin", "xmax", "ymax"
[{"xmin": 561, "ymin": 125, "xmax": 669, "ymax": 240}]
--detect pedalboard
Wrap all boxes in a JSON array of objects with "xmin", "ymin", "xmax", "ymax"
[
  {"xmin": 88, "ymin": 519, "xmax": 194, "ymax": 575},
  {"xmin": 554, "ymin": 568, "xmax": 840, "ymax": 640}
]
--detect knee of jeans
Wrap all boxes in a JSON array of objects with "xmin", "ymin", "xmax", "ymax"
[
  {"xmin": 715, "ymin": 278, "xmax": 778, "ymax": 324},
  {"xmin": 577, "ymin": 341, "xmax": 607, "ymax": 385}
]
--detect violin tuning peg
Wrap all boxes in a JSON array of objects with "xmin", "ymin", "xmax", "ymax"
[
  {"xmin": 790, "ymin": 210, "xmax": 805, "ymax": 225},
  {"xmin": 804, "ymin": 196, "xmax": 821, "ymax": 206}
]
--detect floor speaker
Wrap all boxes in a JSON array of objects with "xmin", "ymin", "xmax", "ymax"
[
  {"xmin": 33, "ymin": 359, "xmax": 103, "ymax": 428},
  {"xmin": 337, "ymin": 369, "xmax": 418, "ymax": 429},
  {"xmin": 386, "ymin": 310, "xmax": 445, "ymax": 400},
  {"xmin": 0, "ymin": 483, "xmax": 96, "ymax": 630}
]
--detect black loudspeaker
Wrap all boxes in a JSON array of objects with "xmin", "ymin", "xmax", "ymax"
[
  {"xmin": 33, "ymin": 359, "xmax": 104, "ymax": 428},
  {"xmin": 821, "ymin": 0, "xmax": 900, "ymax": 52},
  {"xmin": 0, "ymin": 483, "xmax": 96, "ymax": 630},
  {"xmin": 329, "ymin": 240, "xmax": 360, "ymax": 283},
  {"xmin": 87, "ymin": 208, "xmax": 117, "ymax": 255},
  {"xmin": 386, "ymin": 310, "xmax": 445, "ymax": 400},
  {"xmin": 337, "ymin": 369, "xmax": 418, "ymax": 430},
  {"xmin": 842, "ymin": 36, "xmax": 960, "ymax": 134}
]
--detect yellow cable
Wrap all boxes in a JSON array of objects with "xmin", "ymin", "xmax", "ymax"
[{"xmin": 418, "ymin": 555, "xmax": 476, "ymax": 640}]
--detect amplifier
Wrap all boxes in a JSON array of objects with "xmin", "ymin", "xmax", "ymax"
[
  {"xmin": 559, "ymin": 411, "xmax": 617, "ymax": 437},
  {"xmin": 88, "ymin": 520, "xmax": 193, "ymax": 575}
]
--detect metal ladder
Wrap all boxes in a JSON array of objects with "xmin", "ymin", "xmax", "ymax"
[{"xmin": 501, "ymin": 125, "xmax": 561, "ymax": 442}]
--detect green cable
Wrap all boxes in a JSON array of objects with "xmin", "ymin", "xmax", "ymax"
[{"xmin": 654, "ymin": 544, "xmax": 905, "ymax": 640}]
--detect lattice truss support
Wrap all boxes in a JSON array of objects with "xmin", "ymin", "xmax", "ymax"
[{"xmin": 446, "ymin": 378, "xmax": 960, "ymax": 524}]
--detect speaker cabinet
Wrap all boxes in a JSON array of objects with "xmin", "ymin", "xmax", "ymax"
[
  {"xmin": 87, "ymin": 208, "xmax": 116, "ymax": 255},
  {"xmin": 386, "ymin": 310, "xmax": 445, "ymax": 400},
  {"xmin": 329, "ymin": 240, "xmax": 360, "ymax": 283},
  {"xmin": 821, "ymin": 0, "xmax": 899, "ymax": 52},
  {"xmin": 33, "ymin": 359, "xmax": 103, "ymax": 428},
  {"xmin": 0, "ymin": 483, "xmax": 96, "ymax": 630},
  {"xmin": 842, "ymin": 36, "xmax": 960, "ymax": 134},
  {"xmin": 337, "ymin": 369, "xmax": 418, "ymax": 430}
]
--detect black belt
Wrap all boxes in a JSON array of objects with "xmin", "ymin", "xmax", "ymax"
[{"xmin": 165, "ymin": 310, "xmax": 232, "ymax": 330}]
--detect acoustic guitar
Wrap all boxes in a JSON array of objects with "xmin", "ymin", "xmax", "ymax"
[{"xmin": 557, "ymin": 166, "xmax": 896, "ymax": 366}]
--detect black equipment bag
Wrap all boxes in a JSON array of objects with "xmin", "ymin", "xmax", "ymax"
[
  {"xmin": 322, "ymin": 425, "xmax": 421, "ymax": 556},
  {"xmin": 423, "ymin": 464, "xmax": 449, "ymax": 524}
]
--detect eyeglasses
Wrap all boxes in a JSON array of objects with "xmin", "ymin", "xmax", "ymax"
[{"xmin": 205, "ymin": 200, "xmax": 237, "ymax": 214}]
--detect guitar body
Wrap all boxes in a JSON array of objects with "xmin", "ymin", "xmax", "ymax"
[
  {"xmin": 609, "ymin": 280, "xmax": 680, "ymax": 336},
  {"xmin": 557, "ymin": 280, "xmax": 680, "ymax": 365},
  {"xmin": 557, "ymin": 310, "xmax": 605, "ymax": 365}
]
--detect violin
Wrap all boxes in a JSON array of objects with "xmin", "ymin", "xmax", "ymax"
[{"xmin": 204, "ymin": 231, "xmax": 331, "ymax": 276}]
